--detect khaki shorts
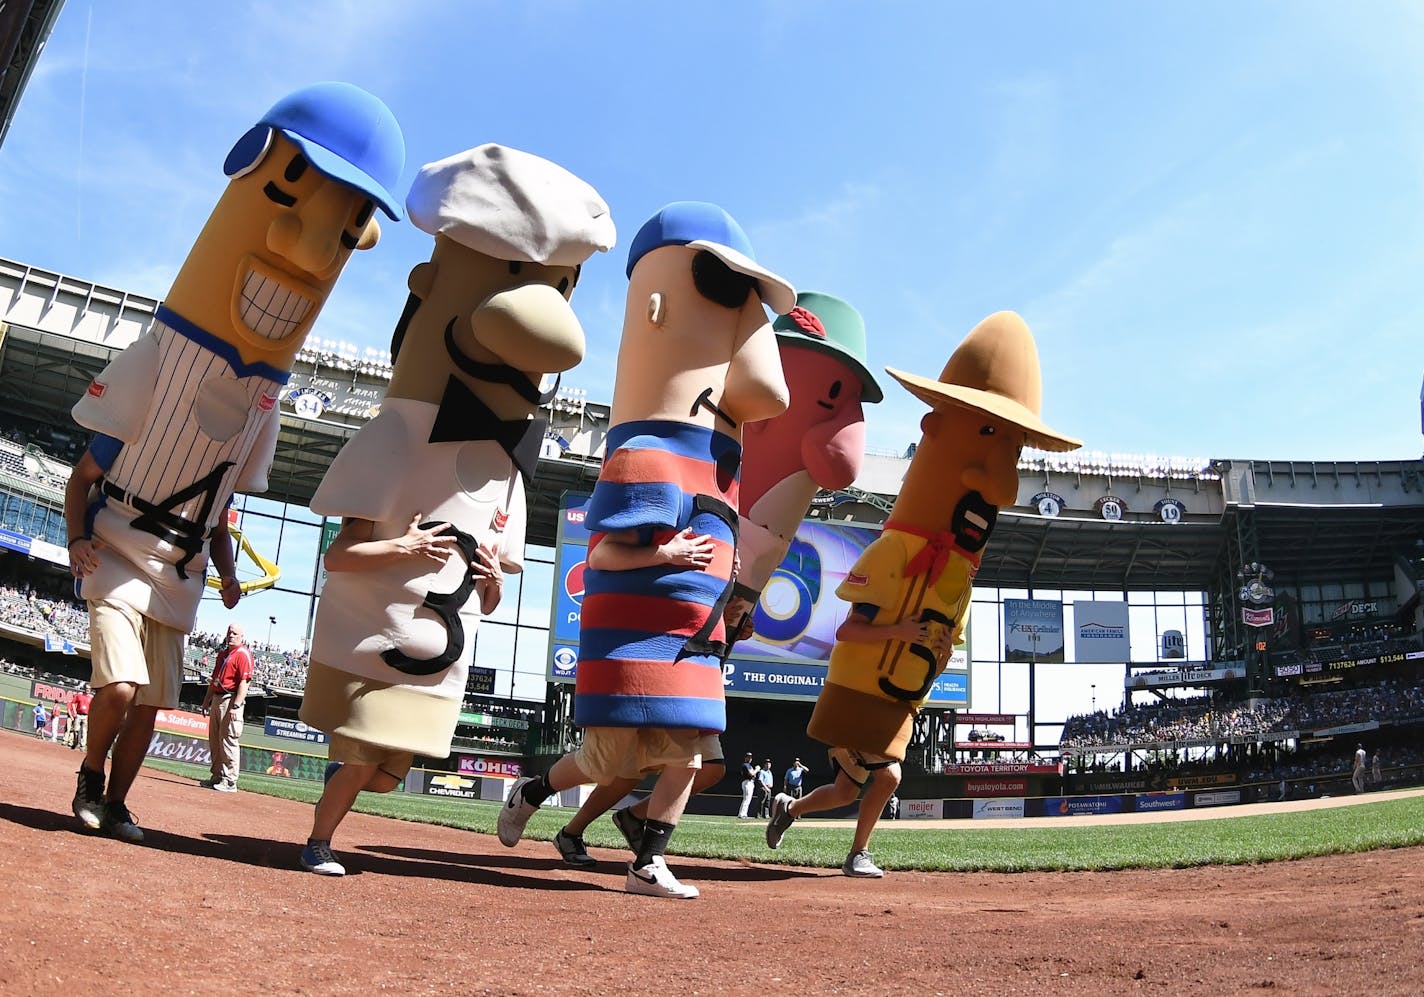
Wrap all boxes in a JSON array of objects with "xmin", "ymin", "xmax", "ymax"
[
  {"xmin": 828, "ymin": 746, "xmax": 898, "ymax": 788},
  {"xmin": 574, "ymin": 727, "xmax": 715, "ymax": 785},
  {"xmin": 88, "ymin": 599, "xmax": 185, "ymax": 709},
  {"xmin": 327, "ymin": 731, "xmax": 416, "ymax": 780}
]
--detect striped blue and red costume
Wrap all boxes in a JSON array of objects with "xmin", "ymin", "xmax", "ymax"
[{"xmin": 574, "ymin": 420, "xmax": 741, "ymax": 733}]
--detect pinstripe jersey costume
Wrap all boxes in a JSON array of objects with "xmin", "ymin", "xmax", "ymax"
[
  {"xmin": 573, "ymin": 420, "xmax": 740, "ymax": 733},
  {"xmin": 71, "ymin": 305, "xmax": 286, "ymax": 631}
]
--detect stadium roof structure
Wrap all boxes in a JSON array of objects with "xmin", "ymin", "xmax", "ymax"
[
  {"xmin": 5, "ymin": 255, "xmax": 1424, "ymax": 608},
  {"xmin": 0, "ymin": 0, "xmax": 66, "ymax": 149}
]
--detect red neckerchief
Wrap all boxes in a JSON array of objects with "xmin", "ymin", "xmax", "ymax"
[{"xmin": 884, "ymin": 520, "xmax": 983, "ymax": 584}]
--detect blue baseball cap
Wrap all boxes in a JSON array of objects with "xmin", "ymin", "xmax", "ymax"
[
  {"xmin": 225, "ymin": 82, "xmax": 406, "ymax": 221},
  {"xmin": 626, "ymin": 201, "xmax": 795, "ymax": 313}
]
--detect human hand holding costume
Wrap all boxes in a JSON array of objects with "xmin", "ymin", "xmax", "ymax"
[
  {"xmin": 659, "ymin": 527, "xmax": 716, "ymax": 569},
  {"xmin": 219, "ymin": 576, "xmax": 242, "ymax": 609},
  {"xmin": 395, "ymin": 514, "xmax": 457, "ymax": 565},
  {"xmin": 68, "ymin": 538, "xmax": 103, "ymax": 578},
  {"xmin": 471, "ymin": 542, "xmax": 504, "ymax": 615}
]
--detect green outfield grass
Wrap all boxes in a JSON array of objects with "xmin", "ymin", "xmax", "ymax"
[{"xmin": 147, "ymin": 758, "xmax": 1424, "ymax": 873}]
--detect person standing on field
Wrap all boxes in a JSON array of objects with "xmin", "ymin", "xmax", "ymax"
[{"xmin": 201, "ymin": 623, "xmax": 254, "ymax": 792}]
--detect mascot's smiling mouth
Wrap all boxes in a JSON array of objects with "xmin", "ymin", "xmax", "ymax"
[{"xmin": 237, "ymin": 264, "xmax": 315, "ymax": 343}]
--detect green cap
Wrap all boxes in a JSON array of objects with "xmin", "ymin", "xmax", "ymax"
[{"xmin": 772, "ymin": 291, "xmax": 882, "ymax": 403}]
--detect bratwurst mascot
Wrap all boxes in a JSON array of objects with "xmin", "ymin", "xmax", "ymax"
[
  {"xmin": 295, "ymin": 144, "xmax": 613, "ymax": 876},
  {"xmin": 497, "ymin": 201, "xmax": 793, "ymax": 899},
  {"xmin": 766, "ymin": 310, "xmax": 1081, "ymax": 878},
  {"xmin": 724, "ymin": 291, "xmax": 880, "ymax": 645},
  {"xmin": 65, "ymin": 83, "xmax": 404, "ymax": 843}
]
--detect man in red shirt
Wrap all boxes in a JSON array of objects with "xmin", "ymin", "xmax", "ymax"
[
  {"xmin": 201, "ymin": 623, "xmax": 254, "ymax": 792},
  {"xmin": 71, "ymin": 686, "xmax": 93, "ymax": 751}
]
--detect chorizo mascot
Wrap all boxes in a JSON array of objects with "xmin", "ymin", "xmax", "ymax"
[
  {"xmin": 767, "ymin": 310, "xmax": 1081, "ymax": 877},
  {"xmin": 64, "ymin": 83, "xmax": 404, "ymax": 842},
  {"xmin": 724, "ymin": 291, "xmax": 880, "ymax": 644},
  {"xmin": 497, "ymin": 201, "xmax": 793, "ymax": 899},
  {"xmin": 296, "ymin": 144, "xmax": 613, "ymax": 876}
]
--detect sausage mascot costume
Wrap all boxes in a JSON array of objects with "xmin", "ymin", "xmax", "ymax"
[
  {"xmin": 295, "ymin": 145, "xmax": 614, "ymax": 876},
  {"xmin": 497, "ymin": 201, "xmax": 793, "ymax": 899},
  {"xmin": 766, "ymin": 311, "xmax": 1080, "ymax": 876},
  {"xmin": 810, "ymin": 311, "xmax": 1081, "ymax": 757},
  {"xmin": 303, "ymin": 142, "xmax": 611, "ymax": 758},
  {"xmin": 65, "ymin": 83, "xmax": 404, "ymax": 842},
  {"xmin": 724, "ymin": 291, "xmax": 880, "ymax": 645}
]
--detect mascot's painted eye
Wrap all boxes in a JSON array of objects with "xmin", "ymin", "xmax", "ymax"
[
  {"xmin": 827, "ymin": 380, "xmax": 843, "ymax": 400},
  {"xmin": 354, "ymin": 201, "xmax": 374, "ymax": 228},
  {"xmin": 980, "ymin": 425, "xmax": 997, "ymax": 436},
  {"xmin": 508, "ymin": 261, "xmax": 523, "ymax": 275},
  {"xmin": 284, "ymin": 155, "xmax": 309, "ymax": 183},
  {"xmin": 557, "ymin": 276, "xmax": 571, "ymax": 296}
]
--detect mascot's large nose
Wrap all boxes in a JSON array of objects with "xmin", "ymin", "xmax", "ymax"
[
  {"xmin": 473, "ymin": 283, "xmax": 587, "ymax": 373},
  {"xmin": 267, "ymin": 182, "xmax": 353, "ymax": 277}
]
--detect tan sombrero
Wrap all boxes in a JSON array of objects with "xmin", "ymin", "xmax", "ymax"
[{"xmin": 885, "ymin": 310, "xmax": 1082, "ymax": 453}]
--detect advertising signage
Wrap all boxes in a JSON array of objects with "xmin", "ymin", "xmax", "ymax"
[{"xmin": 547, "ymin": 493, "xmax": 969, "ymax": 707}]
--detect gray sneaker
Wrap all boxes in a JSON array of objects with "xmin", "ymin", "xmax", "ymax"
[
  {"xmin": 766, "ymin": 793, "xmax": 797, "ymax": 849},
  {"xmin": 611, "ymin": 807, "xmax": 645, "ymax": 852},
  {"xmin": 842, "ymin": 849, "xmax": 884, "ymax": 878},
  {"xmin": 498, "ymin": 776, "xmax": 540, "ymax": 847},
  {"xmin": 101, "ymin": 801, "xmax": 144, "ymax": 844},
  {"xmin": 72, "ymin": 765, "xmax": 105, "ymax": 830},
  {"xmin": 553, "ymin": 828, "xmax": 597, "ymax": 867}
]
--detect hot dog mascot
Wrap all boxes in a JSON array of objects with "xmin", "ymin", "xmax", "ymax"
[
  {"xmin": 498, "ymin": 201, "xmax": 793, "ymax": 899},
  {"xmin": 297, "ymin": 144, "xmax": 613, "ymax": 876},
  {"xmin": 767, "ymin": 310, "xmax": 1081, "ymax": 877},
  {"xmin": 65, "ymin": 83, "xmax": 405, "ymax": 842}
]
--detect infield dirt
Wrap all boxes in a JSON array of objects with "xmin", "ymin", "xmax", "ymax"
[{"xmin": 2, "ymin": 733, "xmax": 1420, "ymax": 995}]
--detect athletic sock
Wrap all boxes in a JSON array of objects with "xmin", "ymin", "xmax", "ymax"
[
  {"xmin": 634, "ymin": 818, "xmax": 675, "ymax": 868},
  {"xmin": 521, "ymin": 773, "xmax": 555, "ymax": 807}
]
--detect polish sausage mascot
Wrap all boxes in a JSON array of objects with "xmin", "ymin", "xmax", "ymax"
[{"xmin": 496, "ymin": 202, "xmax": 793, "ymax": 899}]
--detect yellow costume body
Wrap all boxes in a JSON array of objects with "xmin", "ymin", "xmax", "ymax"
[{"xmin": 808, "ymin": 525, "xmax": 976, "ymax": 760}]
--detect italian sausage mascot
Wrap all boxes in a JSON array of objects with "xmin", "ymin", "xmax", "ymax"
[{"xmin": 296, "ymin": 145, "xmax": 613, "ymax": 876}]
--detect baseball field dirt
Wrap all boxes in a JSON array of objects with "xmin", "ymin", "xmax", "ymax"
[{"xmin": 2, "ymin": 734, "xmax": 1420, "ymax": 995}]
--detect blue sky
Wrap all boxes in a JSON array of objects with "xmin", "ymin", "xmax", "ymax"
[{"xmin": 4, "ymin": 1, "xmax": 1424, "ymax": 466}]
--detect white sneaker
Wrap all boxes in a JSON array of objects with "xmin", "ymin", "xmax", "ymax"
[
  {"xmin": 842, "ymin": 849, "xmax": 885, "ymax": 878},
  {"xmin": 626, "ymin": 856, "xmax": 699, "ymax": 899},
  {"xmin": 498, "ymin": 776, "xmax": 540, "ymax": 847}
]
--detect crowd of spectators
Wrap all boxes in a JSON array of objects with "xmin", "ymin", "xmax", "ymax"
[
  {"xmin": 0, "ymin": 583, "xmax": 90, "ymax": 645},
  {"xmin": 1061, "ymin": 677, "xmax": 1424, "ymax": 750}
]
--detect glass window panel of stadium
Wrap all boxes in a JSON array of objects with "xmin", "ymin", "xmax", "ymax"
[{"xmin": 967, "ymin": 586, "xmax": 1208, "ymax": 750}]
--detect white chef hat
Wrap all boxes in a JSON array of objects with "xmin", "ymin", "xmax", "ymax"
[{"xmin": 406, "ymin": 143, "xmax": 616, "ymax": 265}]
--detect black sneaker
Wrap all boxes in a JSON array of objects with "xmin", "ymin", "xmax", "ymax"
[
  {"xmin": 553, "ymin": 828, "xmax": 597, "ymax": 867},
  {"xmin": 72, "ymin": 766, "xmax": 105, "ymax": 830},
  {"xmin": 101, "ymin": 800, "xmax": 144, "ymax": 844},
  {"xmin": 611, "ymin": 807, "xmax": 645, "ymax": 852}
]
